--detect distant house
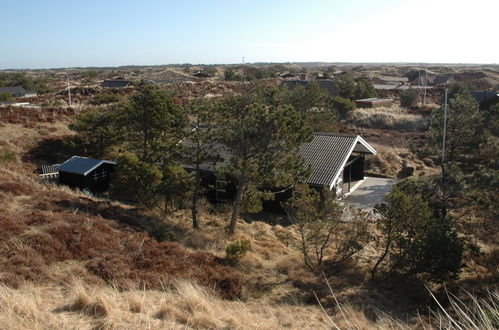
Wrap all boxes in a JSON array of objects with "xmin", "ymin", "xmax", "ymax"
[
  {"xmin": 379, "ymin": 76, "xmax": 408, "ymax": 84},
  {"xmin": 282, "ymin": 79, "xmax": 339, "ymax": 97},
  {"xmin": 101, "ymin": 79, "xmax": 132, "ymax": 88},
  {"xmin": 279, "ymin": 73, "xmax": 296, "ymax": 79},
  {"xmin": 184, "ymin": 133, "xmax": 376, "ymax": 205},
  {"xmin": 57, "ymin": 156, "xmax": 117, "ymax": 193},
  {"xmin": 355, "ymin": 98, "xmax": 394, "ymax": 108},
  {"xmin": 0, "ymin": 86, "xmax": 37, "ymax": 98},
  {"xmin": 433, "ymin": 75, "xmax": 455, "ymax": 86},
  {"xmin": 471, "ymin": 91, "xmax": 499, "ymax": 104}
]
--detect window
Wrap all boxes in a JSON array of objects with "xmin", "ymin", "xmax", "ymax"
[
  {"xmin": 215, "ymin": 179, "xmax": 227, "ymax": 202},
  {"xmin": 92, "ymin": 172, "xmax": 99, "ymax": 182}
]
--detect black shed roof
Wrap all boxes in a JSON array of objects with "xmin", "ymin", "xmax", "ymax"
[{"xmin": 57, "ymin": 156, "xmax": 117, "ymax": 176}]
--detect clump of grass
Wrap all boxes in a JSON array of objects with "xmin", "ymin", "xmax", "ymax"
[
  {"xmin": 348, "ymin": 106, "xmax": 426, "ymax": 131},
  {"xmin": 0, "ymin": 148, "xmax": 16, "ymax": 163}
]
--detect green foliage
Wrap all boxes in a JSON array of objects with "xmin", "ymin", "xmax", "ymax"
[
  {"xmin": 68, "ymin": 106, "xmax": 121, "ymax": 158},
  {"xmin": 336, "ymin": 75, "xmax": 377, "ymax": 100},
  {"xmin": 400, "ymin": 88, "xmax": 419, "ymax": 107},
  {"xmin": 150, "ymin": 223, "xmax": 175, "ymax": 242},
  {"xmin": 219, "ymin": 90, "xmax": 312, "ymax": 233},
  {"xmin": 243, "ymin": 67, "xmax": 276, "ymax": 80},
  {"xmin": 329, "ymin": 96, "xmax": 356, "ymax": 118},
  {"xmin": 0, "ymin": 148, "xmax": 17, "ymax": 163},
  {"xmin": 0, "ymin": 93, "xmax": 13, "ymax": 102},
  {"xmin": 372, "ymin": 183, "xmax": 464, "ymax": 283},
  {"xmin": 90, "ymin": 93, "xmax": 121, "ymax": 105},
  {"xmin": 225, "ymin": 240, "xmax": 251, "ymax": 265},
  {"xmin": 0, "ymin": 72, "xmax": 52, "ymax": 94},
  {"xmin": 484, "ymin": 103, "xmax": 499, "ymax": 137},
  {"xmin": 447, "ymin": 82, "xmax": 474, "ymax": 100},
  {"xmin": 284, "ymin": 185, "xmax": 370, "ymax": 271},
  {"xmin": 82, "ymin": 70, "xmax": 99, "ymax": 79},
  {"xmin": 281, "ymin": 82, "xmax": 329, "ymax": 113},
  {"xmin": 354, "ymin": 78, "xmax": 377, "ymax": 99},
  {"xmin": 428, "ymin": 94, "xmax": 484, "ymax": 168},
  {"xmin": 120, "ymin": 85, "xmax": 186, "ymax": 163},
  {"xmin": 224, "ymin": 68, "xmax": 241, "ymax": 81},
  {"xmin": 159, "ymin": 164, "xmax": 193, "ymax": 213},
  {"xmin": 184, "ymin": 99, "xmax": 223, "ymax": 228},
  {"xmin": 110, "ymin": 153, "xmax": 163, "ymax": 207}
]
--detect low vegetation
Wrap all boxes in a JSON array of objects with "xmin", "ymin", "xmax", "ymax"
[{"xmin": 348, "ymin": 105, "xmax": 426, "ymax": 131}]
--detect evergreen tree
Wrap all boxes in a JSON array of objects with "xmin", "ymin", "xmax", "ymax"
[
  {"xmin": 184, "ymin": 99, "xmax": 221, "ymax": 228},
  {"xmin": 68, "ymin": 105, "xmax": 121, "ymax": 158},
  {"xmin": 372, "ymin": 183, "xmax": 464, "ymax": 283},
  {"xmin": 428, "ymin": 94, "xmax": 484, "ymax": 168},
  {"xmin": 119, "ymin": 86, "xmax": 186, "ymax": 164},
  {"xmin": 219, "ymin": 93, "xmax": 312, "ymax": 234}
]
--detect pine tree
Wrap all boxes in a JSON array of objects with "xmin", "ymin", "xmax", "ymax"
[{"xmin": 219, "ymin": 93, "xmax": 312, "ymax": 234}]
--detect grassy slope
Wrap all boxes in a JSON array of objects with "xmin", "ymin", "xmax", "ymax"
[{"xmin": 1, "ymin": 103, "xmax": 497, "ymax": 329}]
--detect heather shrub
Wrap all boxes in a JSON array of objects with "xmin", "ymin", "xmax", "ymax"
[
  {"xmin": 225, "ymin": 240, "xmax": 251, "ymax": 265},
  {"xmin": 150, "ymin": 224, "xmax": 175, "ymax": 242},
  {"xmin": 0, "ymin": 148, "xmax": 16, "ymax": 163}
]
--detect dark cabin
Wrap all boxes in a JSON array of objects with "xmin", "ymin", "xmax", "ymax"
[
  {"xmin": 101, "ymin": 79, "xmax": 131, "ymax": 88},
  {"xmin": 57, "ymin": 156, "xmax": 117, "ymax": 193},
  {"xmin": 184, "ymin": 133, "xmax": 376, "ymax": 210}
]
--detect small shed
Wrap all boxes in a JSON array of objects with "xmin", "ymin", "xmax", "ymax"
[
  {"xmin": 355, "ymin": 98, "xmax": 394, "ymax": 108},
  {"xmin": 57, "ymin": 156, "xmax": 117, "ymax": 193}
]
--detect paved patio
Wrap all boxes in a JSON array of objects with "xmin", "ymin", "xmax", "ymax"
[{"xmin": 345, "ymin": 177, "xmax": 397, "ymax": 211}]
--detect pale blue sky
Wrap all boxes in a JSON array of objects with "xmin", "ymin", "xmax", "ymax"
[{"xmin": 1, "ymin": 0, "xmax": 498, "ymax": 69}]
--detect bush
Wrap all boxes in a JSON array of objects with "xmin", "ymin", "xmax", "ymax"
[
  {"xmin": 90, "ymin": 93, "xmax": 121, "ymax": 105},
  {"xmin": 329, "ymin": 96, "xmax": 356, "ymax": 118},
  {"xmin": 0, "ymin": 148, "xmax": 17, "ymax": 163},
  {"xmin": 400, "ymin": 88, "xmax": 419, "ymax": 107},
  {"xmin": 150, "ymin": 224, "xmax": 175, "ymax": 242},
  {"xmin": 225, "ymin": 240, "xmax": 251, "ymax": 265},
  {"xmin": 372, "ymin": 182, "xmax": 464, "ymax": 283}
]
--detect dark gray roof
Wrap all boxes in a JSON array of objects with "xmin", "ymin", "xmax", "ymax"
[
  {"xmin": 0, "ymin": 86, "xmax": 36, "ymax": 97},
  {"xmin": 187, "ymin": 133, "xmax": 376, "ymax": 189},
  {"xmin": 57, "ymin": 156, "xmax": 117, "ymax": 176},
  {"xmin": 101, "ymin": 80, "xmax": 131, "ymax": 88},
  {"xmin": 299, "ymin": 134, "xmax": 357, "ymax": 186}
]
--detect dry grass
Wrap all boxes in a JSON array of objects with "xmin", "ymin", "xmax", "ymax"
[
  {"xmin": 348, "ymin": 105, "xmax": 427, "ymax": 131},
  {"xmin": 1, "ymin": 280, "xmax": 496, "ymax": 329},
  {"xmin": 0, "ymin": 280, "xmax": 330, "ymax": 329}
]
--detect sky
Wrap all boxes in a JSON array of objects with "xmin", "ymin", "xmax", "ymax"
[{"xmin": 1, "ymin": 0, "xmax": 498, "ymax": 69}]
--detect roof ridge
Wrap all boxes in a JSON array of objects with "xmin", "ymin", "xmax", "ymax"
[{"xmin": 312, "ymin": 132, "xmax": 356, "ymax": 138}]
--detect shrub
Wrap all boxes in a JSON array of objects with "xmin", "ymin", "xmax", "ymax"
[
  {"xmin": 400, "ymin": 88, "xmax": 419, "ymax": 107},
  {"xmin": 329, "ymin": 96, "xmax": 356, "ymax": 118},
  {"xmin": 372, "ymin": 182, "xmax": 464, "ymax": 283},
  {"xmin": 90, "ymin": 93, "xmax": 121, "ymax": 105},
  {"xmin": 150, "ymin": 224, "xmax": 175, "ymax": 242},
  {"xmin": 225, "ymin": 240, "xmax": 251, "ymax": 265},
  {"xmin": 0, "ymin": 148, "xmax": 16, "ymax": 163}
]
